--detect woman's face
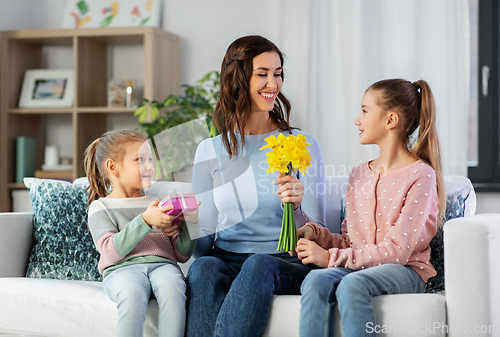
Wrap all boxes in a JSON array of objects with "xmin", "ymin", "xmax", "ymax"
[{"xmin": 249, "ymin": 51, "xmax": 283, "ymax": 114}]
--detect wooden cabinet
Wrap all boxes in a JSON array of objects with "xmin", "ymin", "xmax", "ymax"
[{"xmin": 0, "ymin": 27, "xmax": 179, "ymax": 211}]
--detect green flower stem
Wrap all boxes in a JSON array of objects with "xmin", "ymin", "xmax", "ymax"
[{"xmin": 277, "ymin": 165, "xmax": 298, "ymax": 252}]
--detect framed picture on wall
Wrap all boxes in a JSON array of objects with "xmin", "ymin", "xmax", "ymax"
[
  {"xmin": 61, "ymin": 0, "xmax": 162, "ymax": 29},
  {"xmin": 18, "ymin": 69, "xmax": 74, "ymax": 108}
]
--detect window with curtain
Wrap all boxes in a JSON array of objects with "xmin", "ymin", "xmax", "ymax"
[
  {"xmin": 281, "ymin": 0, "xmax": 471, "ymax": 177},
  {"xmin": 468, "ymin": 0, "xmax": 500, "ymax": 191}
]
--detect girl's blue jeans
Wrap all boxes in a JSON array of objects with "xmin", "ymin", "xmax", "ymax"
[
  {"xmin": 185, "ymin": 245, "xmax": 315, "ymax": 337},
  {"xmin": 102, "ymin": 263, "xmax": 186, "ymax": 337},
  {"xmin": 299, "ymin": 264, "xmax": 426, "ymax": 337}
]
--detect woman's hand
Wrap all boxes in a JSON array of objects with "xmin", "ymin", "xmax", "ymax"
[
  {"xmin": 275, "ymin": 172, "xmax": 304, "ymax": 210},
  {"xmin": 295, "ymin": 238, "xmax": 329, "ymax": 268},
  {"xmin": 177, "ymin": 201, "xmax": 201, "ymax": 224}
]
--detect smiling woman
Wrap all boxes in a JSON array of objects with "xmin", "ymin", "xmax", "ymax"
[
  {"xmin": 213, "ymin": 35, "xmax": 293, "ymax": 157},
  {"xmin": 186, "ymin": 35, "xmax": 326, "ymax": 337},
  {"xmin": 249, "ymin": 52, "xmax": 283, "ymax": 114}
]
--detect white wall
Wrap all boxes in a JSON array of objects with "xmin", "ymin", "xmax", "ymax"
[
  {"xmin": 476, "ymin": 193, "xmax": 500, "ymax": 215},
  {"xmin": 0, "ymin": 0, "xmax": 65, "ymax": 31},
  {"xmin": 0, "ymin": 0, "xmax": 285, "ymax": 85},
  {"xmin": 161, "ymin": 0, "xmax": 284, "ymax": 86},
  {"xmin": 1, "ymin": 0, "xmax": 499, "ymax": 214}
]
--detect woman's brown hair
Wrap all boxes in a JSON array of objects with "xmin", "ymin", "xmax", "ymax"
[
  {"xmin": 214, "ymin": 35, "xmax": 292, "ymax": 156},
  {"xmin": 83, "ymin": 129, "xmax": 147, "ymax": 204},
  {"xmin": 367, "ymin": 79, "xmax": 446, "ymax": 223}
]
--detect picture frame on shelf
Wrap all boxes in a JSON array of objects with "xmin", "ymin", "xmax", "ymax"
[{"xmin": 18, "ymin": 69, "xmax": 74, "ymax": 108}]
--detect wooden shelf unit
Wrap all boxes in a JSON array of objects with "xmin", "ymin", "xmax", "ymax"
[{"xmin": 0, "ymin": 27, "xmax": 179, "ymax": 211}]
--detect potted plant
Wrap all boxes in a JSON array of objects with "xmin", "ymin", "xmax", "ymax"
[{"xmin": 134, "ymin": 70, "xmax": 220, "ymax": 180}]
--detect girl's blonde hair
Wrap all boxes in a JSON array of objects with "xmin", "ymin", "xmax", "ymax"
[
  {"xmin": 83, "ymin": 129, "xmax": 147, "ymax": 204},
  {"xmin": 367, "ymin": 79, "xmax": 445, "ymax": 223}
]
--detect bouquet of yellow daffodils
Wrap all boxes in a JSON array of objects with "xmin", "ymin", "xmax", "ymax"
[{"xmin": 259, "ymin": 133, "xmax": 312, "ymax": 252}]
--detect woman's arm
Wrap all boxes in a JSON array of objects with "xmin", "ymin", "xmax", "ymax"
[{"xmin": 191, "ymin": 140, "xmax": 219, "ymax": 257}]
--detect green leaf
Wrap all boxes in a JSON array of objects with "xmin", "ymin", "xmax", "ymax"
[
  {"xmin": 150, "ymin": 106, "xmax": 160, "ymax": 120},
  {"xmin": 198, "ymin": 72, "xmax": 212, "ymax": 83},
  {"xmin": 76, "ymin": 0, "xmax": 89, "ymax": 15},
  {"xmin": 135, "ymin": 70, "xmax": 220, "ymax": 140},
  {"xmin": 133, "ymin": 105, "xmax": 147, "ymax": 117},
  {"xmin": 100, "ymin": 16, "xmax": 114, "ymax": 28},
  {"xmin": 198, "ymin": 88, "xmax": 208, "ymax": 96},
  {"xmin": 137, "ymin": 112, "xmax": 146, "ymax": 123},
  {"xmin": 139, "ymin": 17, "xmax": 150, "ymax": 26},
  {"xmin": 164, "ymin": 95, "xmax": 178, "ymax": 106}
]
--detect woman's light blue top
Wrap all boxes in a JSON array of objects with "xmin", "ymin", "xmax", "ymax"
[{"xmin": 192, "ymin": 129, "xmax": 326, "ymax": 256}]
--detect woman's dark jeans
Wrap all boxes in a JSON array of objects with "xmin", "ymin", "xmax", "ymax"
[{"xmin": 185, "ymin": 246, "xmax": 314, "ymax": 337}]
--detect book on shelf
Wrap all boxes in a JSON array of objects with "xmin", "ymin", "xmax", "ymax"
[
  {"xmin": 16, "ymin": 136, "xmax": 36, "ymax": 184},
  {"xmin": 35, "ymin": 170, "xmax": 73, "ymax": 181}
]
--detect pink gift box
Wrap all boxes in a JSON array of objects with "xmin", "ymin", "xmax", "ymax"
[{"xmin": 159, "ymin": 193, "xmax": 198, "ymax": 220}]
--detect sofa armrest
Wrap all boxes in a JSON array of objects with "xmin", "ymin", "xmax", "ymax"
[
  {"xmin": 444, "ymin": 214, "xmax": 499, "ymax": 336},
  {"xmin": 0, "ymin": 212, "xmax": 34, "ymax": 277}
]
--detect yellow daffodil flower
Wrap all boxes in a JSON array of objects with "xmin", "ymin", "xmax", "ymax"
[{"xmin": 259, "ymin": 132, "xmax": 313, "ymax": 252}]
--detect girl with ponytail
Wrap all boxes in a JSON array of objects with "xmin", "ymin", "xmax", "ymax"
[
  {"xmin": 84, "ymin": 129, "xmax": 199, "ymax": 337},
  {"xmin": 296, "ymin": 79, "xmax": 443, "ymax": 336}
]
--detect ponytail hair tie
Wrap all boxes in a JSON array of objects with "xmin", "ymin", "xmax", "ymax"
[{"xmin": 412, "ymin": 81, "xmax": 421, "ymax": 92}]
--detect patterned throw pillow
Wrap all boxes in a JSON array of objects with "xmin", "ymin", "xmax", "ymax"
[
  {"xmin": 425, "ymin": 189, "xmax": 470, "ymax": 293},
  {"xmin": 24, "ymin": 178, "xmax": 101, "ymax": 281}
]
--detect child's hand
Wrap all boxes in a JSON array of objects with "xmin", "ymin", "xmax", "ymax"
[
  {"xmin": 178, "ymin": 201, "xmax": 201, "ymax": 224},
  {"xmin": 142, "ymin": 200, "xmax": 175, "ymax": 229},
  {"xmin": 297, "ymin": 224, "xmax": 315, "ymax": 240},
  {"xmin": 295, "ymin": 238, "xmax": 329, "ymax": 268},
  {"xmin": 289, "ymin": 224, "xmax": 315, "ymax": 256},
  {"xmin": 274, "ymin": 172, "xmax": 304, "ymax": 210},
  {"xmin": 161, "ymin": 223, "xmax": 180, "ymax": 239}
]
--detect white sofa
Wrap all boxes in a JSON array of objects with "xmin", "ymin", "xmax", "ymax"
[{"xmin": 0, "ymin": 175, "xmax": 491, "ymax": 337}]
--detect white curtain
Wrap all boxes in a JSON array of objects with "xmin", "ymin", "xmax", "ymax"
[{"xmin": 278, "ymin": 0, "xmax": 470, "ymax": 176}]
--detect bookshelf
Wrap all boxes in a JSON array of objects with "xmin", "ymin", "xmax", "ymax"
[{"xmin": 0, "ymin": 27, "xmax": 179, "ymax": 211}]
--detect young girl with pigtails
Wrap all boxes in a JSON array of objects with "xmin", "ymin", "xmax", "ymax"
[
  {"xmin": 84, "ymin": 129, "xmax": 199, "ymax": 337},
  {"xmin": 296, "ymin": 79, "xmax": 445, "ymax": 336}
]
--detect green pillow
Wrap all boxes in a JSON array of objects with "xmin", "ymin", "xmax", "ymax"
[{"xmin": 24, "ymin": 178, "xmax": 101, "ymax": 281}]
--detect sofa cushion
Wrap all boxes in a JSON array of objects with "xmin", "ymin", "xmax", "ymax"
[
  {"xmin": 0, "ymin": 277, "xmax": 158, "ymax": 336},
  {"xmin": 263, "ymin": 293, "xmax": 446, "ymax": 337},
  {"xmin": 0, "ymin": 212, "xmax": 33, "ymax": 277},
  {"xmin": 23, "ymin": 178, "xmax": 101, "ymax": 281}
]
